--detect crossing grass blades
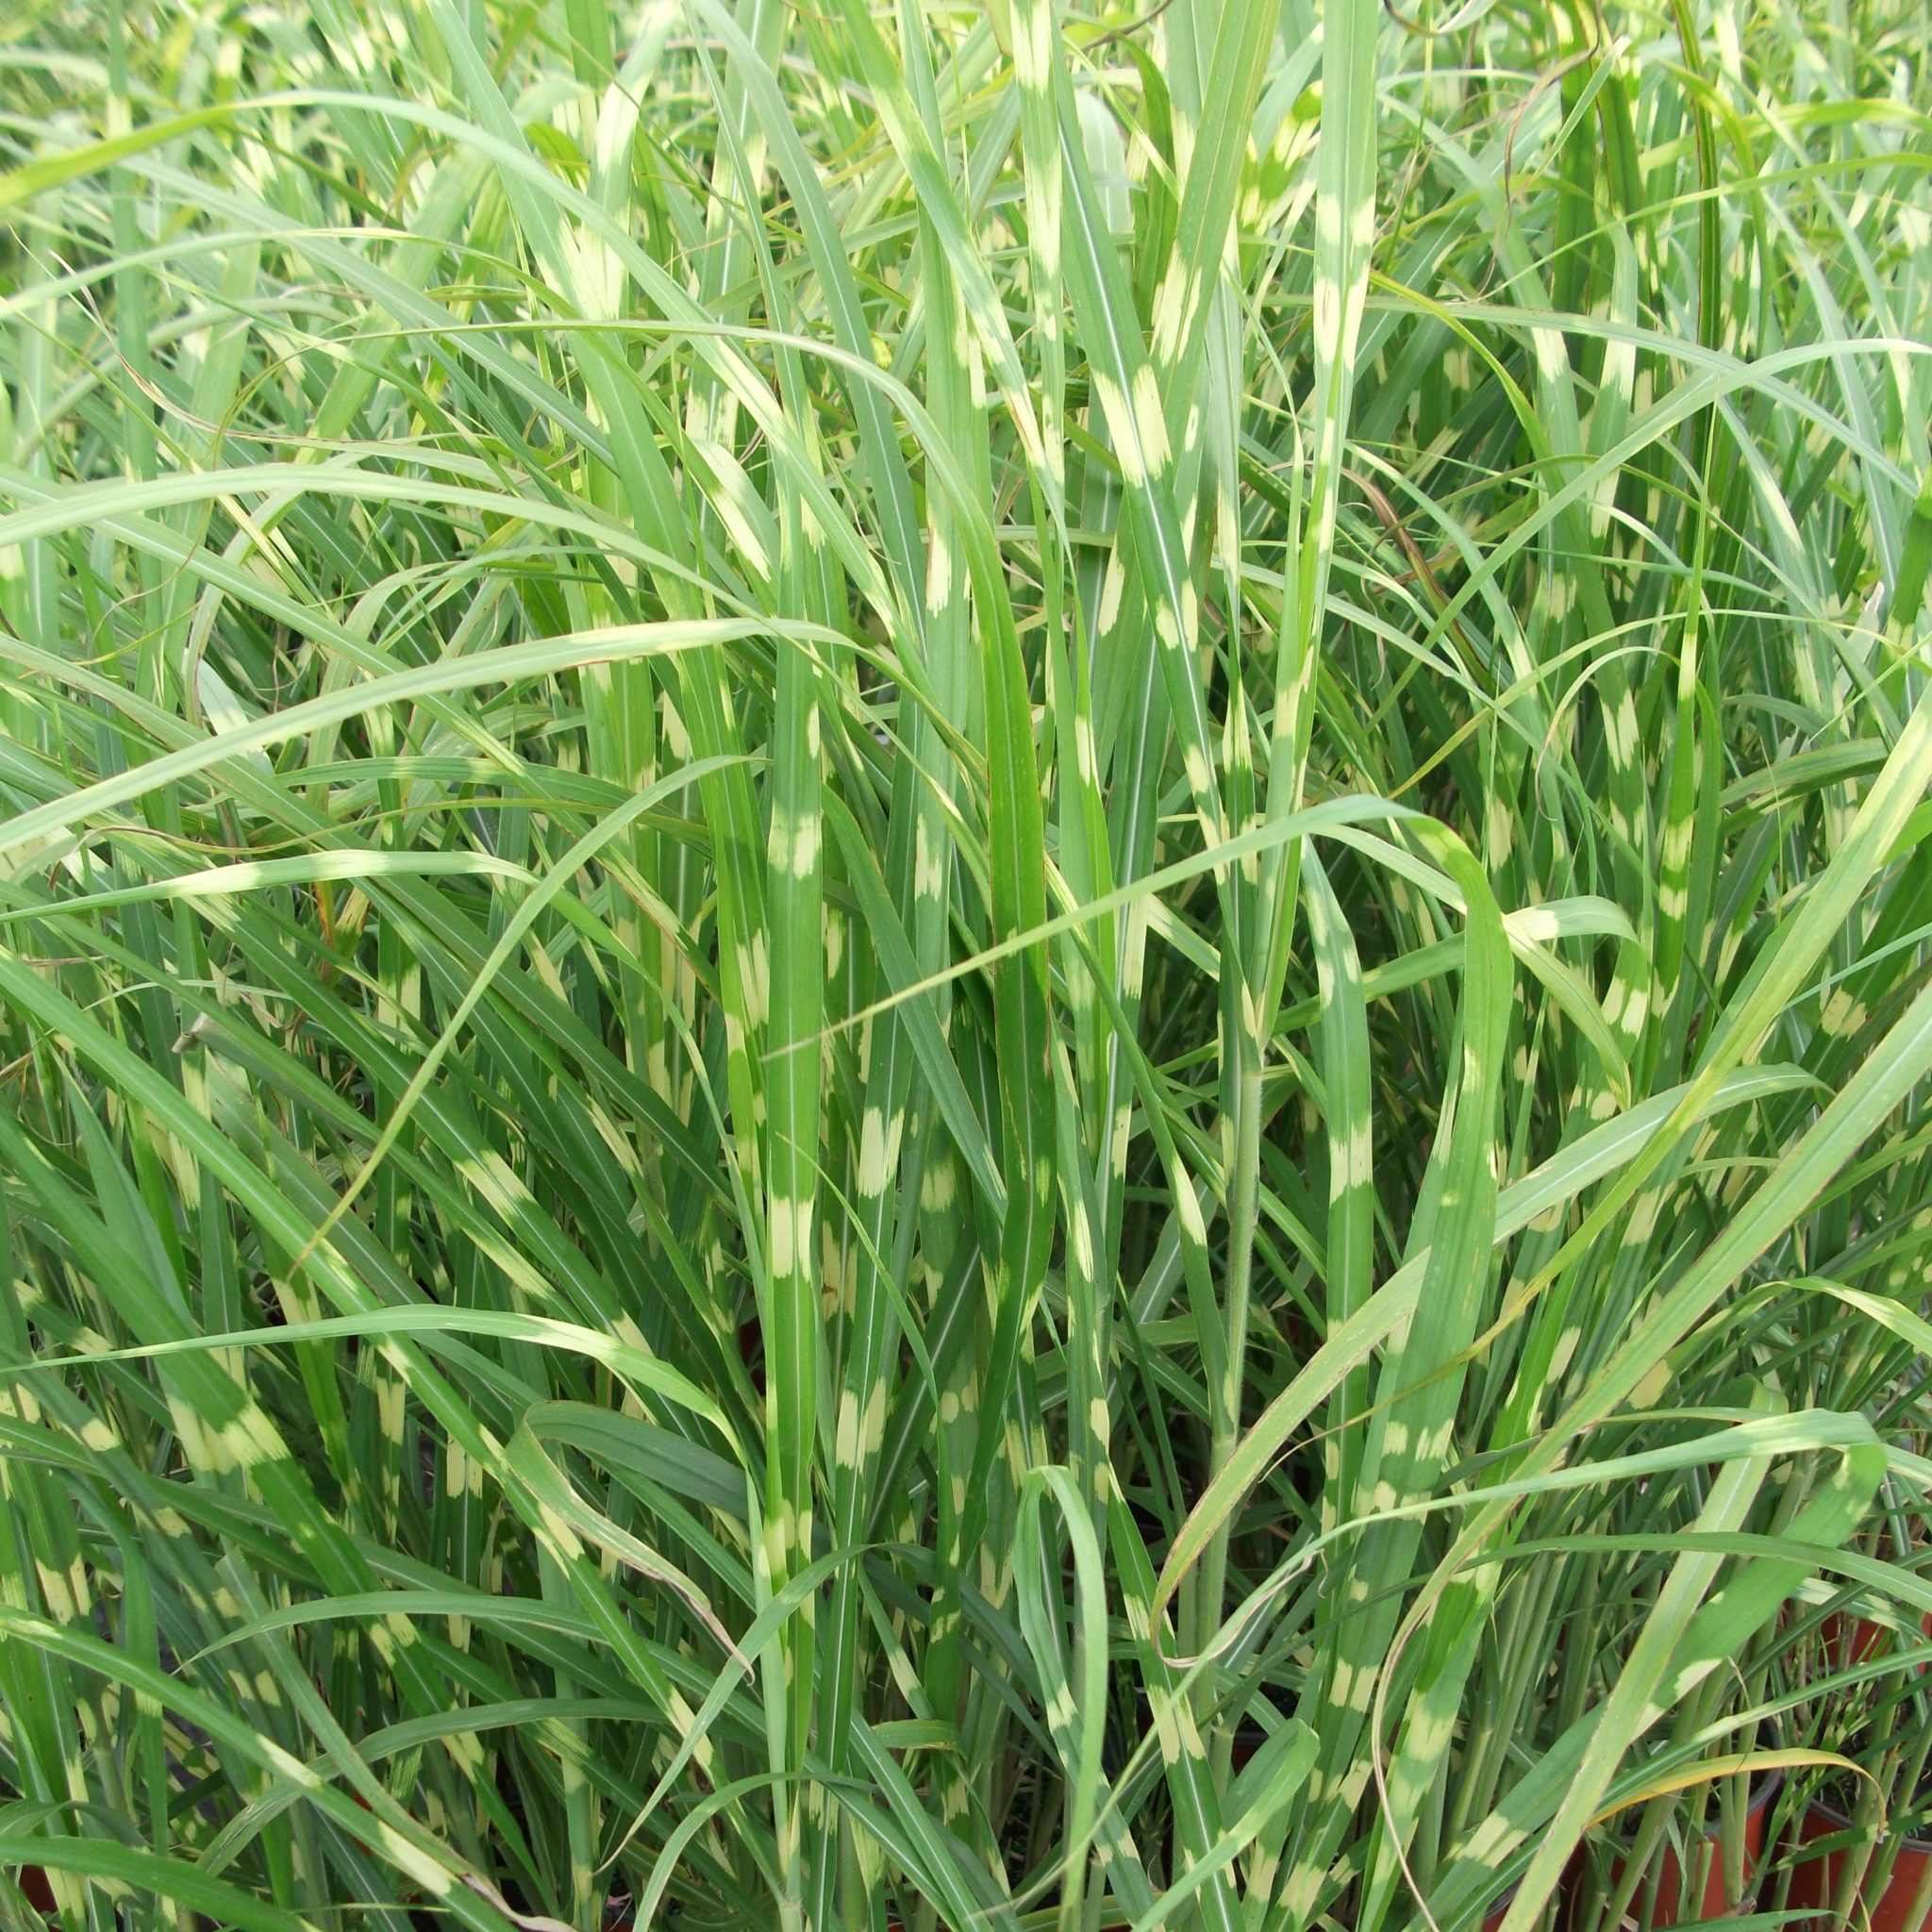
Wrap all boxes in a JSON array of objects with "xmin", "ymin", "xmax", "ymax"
[{"xmin": 2, "ymin": 0, "xmax": 1932, "ymax": 1929}]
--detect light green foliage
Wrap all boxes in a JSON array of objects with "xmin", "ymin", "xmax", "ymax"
[{"xmin": 1, "ymin": 0, "xmax": 1930, "ymax": 1929}]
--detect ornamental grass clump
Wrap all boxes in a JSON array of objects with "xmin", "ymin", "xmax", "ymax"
[{"xmin": 2, "ymin": 0, "xmax": 1931, "ymax": 1929}]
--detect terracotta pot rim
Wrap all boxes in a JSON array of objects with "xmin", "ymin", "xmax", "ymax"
[{"xmin": 1801, "ymin": 1794, "xmax": 1932, "ymax": 1850}]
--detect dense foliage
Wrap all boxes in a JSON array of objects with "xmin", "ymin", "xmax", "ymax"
[{"xmin": 3, "ymin": 0, "xmax": 1931, "ymax": 1929}]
